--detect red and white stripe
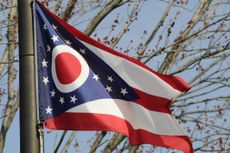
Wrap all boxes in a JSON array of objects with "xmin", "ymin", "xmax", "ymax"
[{"xmin": 40, "ymin": 2, "xmax": 193, "ymax": 153}]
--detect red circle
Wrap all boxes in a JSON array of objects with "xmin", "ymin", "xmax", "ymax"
[{"xmin": 55, "ymin": 52, "xmax": 82, "ymax": 84}]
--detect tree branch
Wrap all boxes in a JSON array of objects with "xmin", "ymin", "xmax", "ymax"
[
  {"xmin": 63, "ymin": 0, "xmax": 78, "ymax": 22},
  {"xmin": 158, "ymin": 0, "xmax": 212, "ymax": 74},
  {"xmin": 84, "ymin": 0, "xmax": 128, "ymax": 36},
  {"xmin": 0, "ymin": 0, "xmax": 18, "ymax": 151}
]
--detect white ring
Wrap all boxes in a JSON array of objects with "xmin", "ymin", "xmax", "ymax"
[{"xmin": 52, "ymin": 45, "xmax": 89, "ymax": 93}]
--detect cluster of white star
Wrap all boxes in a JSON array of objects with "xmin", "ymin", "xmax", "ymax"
[
  {"xmin": 45, "ymin": 73, "xmax": 129, "ymax": 115},
  {"xmin": 45, "ymin": 89, "xmax": 78, "ymax": 115},
  {"xmin": 42, "ymin": 23, "xmax": 80, "ymax": 115},
  {"xmin": 92, "ymin": 74, "xmax": 128, "ymax": 96},
  {"xmin": 43, "ymin": 22, "xmax": 130, "ymax": 116}
]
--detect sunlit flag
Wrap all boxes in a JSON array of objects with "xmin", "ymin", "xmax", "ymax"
[{"xmin": 35, "ymin": 1, "xmax": 193, "ymax": 153}]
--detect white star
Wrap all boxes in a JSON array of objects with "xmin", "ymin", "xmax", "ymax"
[
  {"xmin": 106, "ymin": 86, "xmax": 112, "ymax": 92},
  {"xmin": 120, "ymin": 88, "xmax": 128, "ymax": 96},
  {"xmin": 43, "ymin": 76, "xmax": 49, "ymax": 85},
  {"xmin": 41, "ymin": 59, "xmax": 48, "ymax": 67},
  {"xmin": 79, "ymin": 48, "xmax": 86, "ymax": 54},
  {"xmin": 45, "ymin": 106, "xmax": 52, "ymax": 114},
  {"xmin": 47, "ymin": 45, "xmax": 51, "ymax": 52},
  {"xmin": 92, "ymin": 74, "xmax": 100, "ymax": 81},
  {"xmin": 70, "ymin": 95, "xmax": 77, "ymax": 103},
  {"xmin": 43, "ymin": 24, "xmax": 47, "ymax": 30},
  {"xmin": 59, "ymin": 97, "xmax": 65, "ymax": 105},
  {"xmin": 107, "ymin": 76, "xmax": 114, "ymax": 82},
  {"xmin": 51, "ymin": 35, "xmax": 59, "ymax": 42},
  {"xmin": 52, "ymin": 24, "xmax": 57, "ymax": 30},
  {"xmin": 65, "ymin": 40, "xmax": 72, "ymax": 46},
  {"xmin": 50, "ymin": 90, "xmax": 56, "ymax": 98}
]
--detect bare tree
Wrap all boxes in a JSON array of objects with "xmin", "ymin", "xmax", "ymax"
[
  {"xmin": 0, "ymin": 0, "xmax": 19, "ymax": 152},
  {"xmin": 0, "ymin": 0, "xmax": 229, "ymax": 153}
]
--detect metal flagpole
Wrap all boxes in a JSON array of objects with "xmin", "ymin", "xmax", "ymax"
[{"xmin": 18, "ymin": 0, "xmax": 40, "ymax": 153}]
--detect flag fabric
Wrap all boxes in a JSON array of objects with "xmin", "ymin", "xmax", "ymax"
[{"xmin": 35, "ymin": 1, "xmax": 193, "ymax": 153}]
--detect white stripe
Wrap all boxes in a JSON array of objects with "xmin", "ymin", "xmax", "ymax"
[
  {"xmin": 67, "ymin": 99, "xmax": 185, "ymax": 136},
  {"xmin": 80, "ymin": 41, "xmax": 181, "ymax": 99}
]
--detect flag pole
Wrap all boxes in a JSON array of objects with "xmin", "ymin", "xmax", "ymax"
[{"xmin": 18, "ymin": 0, "xmax": 40, "ymax": 153}]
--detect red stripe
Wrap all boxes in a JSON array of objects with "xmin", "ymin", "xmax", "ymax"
[
  {"xmin": 38, "ymin": 2, "xmax": 190, "ymax": 93},
  {"xmin": 45, "ymin": 113, "xmax": 193, "ymax": 153},
  {"xmin": 133, "ymin": 89, "xmax": 171, "ymax": 114}
]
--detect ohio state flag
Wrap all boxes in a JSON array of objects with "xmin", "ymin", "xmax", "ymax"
[{"xmin": 35, "ymin": 1, "xmax": 193, "ymax": 153}]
